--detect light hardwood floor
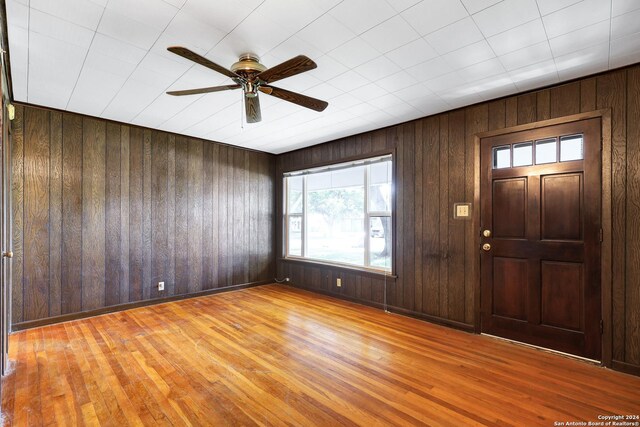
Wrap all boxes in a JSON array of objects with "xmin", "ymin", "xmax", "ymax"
[{"xmin": 2, "ymin": 284, "xmax": 639, "ymax": 426}]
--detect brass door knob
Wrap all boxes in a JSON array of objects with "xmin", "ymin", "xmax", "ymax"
[
  {"xmin": 482, "ymin": 229, "xmax": 491, "ymax": 237},
  {"xmin": 3, "ymin": 251, "xmax": 13, "ymax": 258},
  {"xmin": 482, "ymin": 243, "xmax": 491, "ymax": 251}
]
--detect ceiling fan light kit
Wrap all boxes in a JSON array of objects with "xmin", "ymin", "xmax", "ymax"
[{"xmin": 166, "ymin": 47, "xmax": 329, "ymax": 124}]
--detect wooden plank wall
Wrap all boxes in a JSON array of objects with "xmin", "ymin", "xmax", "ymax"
[
  {"xmin": 275, "ymin": 65, "xmax": 640, "ymax": 372},
  {"xmin": 11, "ymin": 105, "xmax": 275, "ymax": 326}
]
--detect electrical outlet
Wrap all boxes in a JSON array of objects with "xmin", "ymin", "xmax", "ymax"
[
  {"xmin": 158, "ymin": 281, "xmax": 165, "ymax": 291},
  {"xmin": 336, "ymin": 278, "xmax": 342, "ymax": 287}
]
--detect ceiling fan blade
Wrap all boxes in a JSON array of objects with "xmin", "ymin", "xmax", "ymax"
[
  {"xmin": 167, "ymin": 46, "xmax": 238, "ymax": 79},
  {"xmin": 260, "ymin": 85, "xmax": 328, "ymax": 112},
  {"xmin": 167, "ymin": 84, "xmax": 241, "ymax": 96},
  {"xmin": 245, "ymin": 95, "xmax": 262, "ymax": 123},
  {"xmin": 256, "ymin": 55, "xmax": 317, "ymax": 84}
]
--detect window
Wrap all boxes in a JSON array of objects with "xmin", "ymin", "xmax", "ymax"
[
  {"xmin": 491, "ymin": 133, "xmax": 583, "ymax": 169},
  {"xmin": 284, "ymin": 155, "xmax": 392, "ymax": 271}
]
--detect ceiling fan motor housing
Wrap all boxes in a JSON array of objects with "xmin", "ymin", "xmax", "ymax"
[{"xmin": 231, "ymin": 54, "xmax": 266, "ymax": 98}]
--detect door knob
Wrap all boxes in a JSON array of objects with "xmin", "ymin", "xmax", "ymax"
[
  {"xmin": 482, "ymin": 229, "xmax": 491, "ymax": 237},
  {"xmin": 2, "ymin": 251, "xmax": 12, "ymax": 258},
  {"xmin": 482, "ymin": 243, "xmax": 491, "ymax": 251}
]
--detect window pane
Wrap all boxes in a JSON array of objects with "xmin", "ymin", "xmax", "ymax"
[
  {"xmin": 369, "ymin": 161, "xmax": 392, "ymax": 212},
  {"xmin": 287, "ymin": 216, "xmax": 302, "ymax": 256},
  {"xmin": 560, "ymin": 134, "xmax": 583, "ymax": 161},
  {"xmin": 513, "ymin": 142, "xmax": 533, "ymax": 167},
  {"xmin": 370, "ymin": 217, "xmax": 391, "ymax": 270},
  {"xmin": 535, "ymin": 138, "xmax": 557, "ymax": 164},
  {"xmin": 287, "ymin": 176, "xmax": 303, "ymax": 214},
  {"xmin": 306, "ymin": 168, "xmax": 365, "ymax": 266},
  {"xmin": 493, "ymin": 145, "xmax": 510, "ymax": 169}
]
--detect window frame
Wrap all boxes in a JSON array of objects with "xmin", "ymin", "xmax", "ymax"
[{"xmin": 283, "ymin": 151, "xmax": 394, "ymax": 274}]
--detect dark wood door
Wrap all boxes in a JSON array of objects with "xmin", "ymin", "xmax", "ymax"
[{"xmin": 480, "ymin": 118, "xmax": 602, "ymax": 360}]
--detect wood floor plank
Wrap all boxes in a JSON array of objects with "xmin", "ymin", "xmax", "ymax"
[{"xmin": 3, "ymin": 285, "xmax": 639, "ymax": 426}]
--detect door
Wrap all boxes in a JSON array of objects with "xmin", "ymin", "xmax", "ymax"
[{"xmin": 480, "ymin": 118, "xmax": 602, "ymax": 360}]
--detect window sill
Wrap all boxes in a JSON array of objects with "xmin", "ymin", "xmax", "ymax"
[{"xmin": 279, "ymin": 257, "xmax": 397, "ymax": 280}]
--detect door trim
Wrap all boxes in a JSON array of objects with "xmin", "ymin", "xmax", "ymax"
[{"xmin": 472, "ymin": 109, "xmax": 612, "ymax": 368}]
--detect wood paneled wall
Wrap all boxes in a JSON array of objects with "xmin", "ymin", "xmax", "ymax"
[
  {"xmin": 276, "ymin": 65, "xmax": 640, "ymax": 374},
  {"xmin": 11, "ymin": 105, "xmax": 275, "ymax": 326}
]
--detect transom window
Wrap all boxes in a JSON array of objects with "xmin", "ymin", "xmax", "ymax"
[
  {"xmin": 493, "ymin": 134, "xmax": 583, "ymax": 169},
  {"xmin": 284, "ymin": 155, "xmax": 392, "ymax": 272}
]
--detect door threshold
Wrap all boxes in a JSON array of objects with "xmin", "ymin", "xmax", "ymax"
[{"xmin": 480, "ymin": 333, "xmax": 601, "ymax": 365}]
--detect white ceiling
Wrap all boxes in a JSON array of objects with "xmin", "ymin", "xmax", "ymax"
[{"xmin": 5, "ymin": 0, "xmax": 640, "ymax": 154}]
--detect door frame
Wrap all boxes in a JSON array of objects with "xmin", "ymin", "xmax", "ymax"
[{"xmin": 472, "ymin": 109, "xmax": 612, "ymax": 368}]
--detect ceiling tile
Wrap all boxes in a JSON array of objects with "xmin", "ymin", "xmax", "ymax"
[
  {"xmin": 498, "ymin": 41, "xmax": 553, "ymax": 71},
  {"xmin": 473, "ymin": 0, "xmax": 540, "ymax": 37},
  {"xmin": 311, "ymin": 55, "xmax": 350, "ymax": 81},
  {"xmin": 28, "ymin": 32, "xmax": 88, "ymax": 108},
  {"xmin": 223, "ymin": 10, "xmax": 293, "ymax": 57},
  {"xmin": 7, "ymin": 24, "xmax": 28, "ymax": 101},
  {"xmin": 67, "ymin": 67, "xmax": 128, "ymax": 116},
  {"xmin": 349, "ymin": 83, "xmax": 389, "ymax": 101},
  {"xmin": 460, "ymin": 0, "xmax": 502, "ymax": 14},
  {"xmin": 256, "ymin": 0, "xmax": 326, "ymax": 34},
  {"xmin": 107, "ymin": 0, "xmax": 177, "ymax": 31},
  {"xmin": 469, "ymin": 73, "xmax": 518, "ymax": 100},
  {"xmin": 610, "ymin": 31, "xmax": 640, "ymax": 68},
  {"xmin": 6, "ymin": 0, "xmax": 30, "ymax": 29},
  {"xmin": 329, "ymin": 37, "xmax": 380, "ymax": 68},
  {"xmin": 385, "ymin": 0, "xmax": 422, "ymax": 13},
  {"xmin": 162, "ymin": 10, "xmax": 226, "ymax": 52},
  {"xmin": 296, "ymin": 14, "xmax": 356, "ymax": 53},
  {"xmin": 392, "ymin": 82, "xmax": 433, "ymax": 101},
  {"xmin": 330, "ymin": 0, "xmax": 397, "ymax": 35},
  {"xmin": 542, "ymin": 0, "xmax": 611, "ymax": 38},
  {"xmin": 611, "ymin": 8, "xmax": 640, "ymax": 40},
  {"xmin": 536, "ymin": 0, "xmax": 583, "ymax": 16},
  {"xmin": 181, "ymin": 0, "xmax": 253, "ymax": 33},
  {"xmin": 550, "ymin": 20, "xmax": 610, "ymax": 58},
  {"xmin": 360, "ymin": 16, "xmax": 420, "ymax": 53},
  {"xmin": 327, "ymin": 70, "xmax": 371, "ymax": 92},
  {"xmin": 385, "ymin": 37, "xmax": 438, "ymax": 66},
  {"xmin": 30, "ymin": 9, "xmax": 94, "ymax": 48},
  {"xmin": 457, "ymin": 57, "xmax": 505, "ymax": 82},
  {"xmin": 612, "ymin": 0, "xmax": 640, "ymax": 16},
  {"xmin": 442, "ymin": 40, "xmax": 495, "ymax": 69},
  {"xmin": 375, "ymin": 70, "xmax": 418, "ymax": 92},
  {"xmin": 83, "ymin": 47, "xmax": 139, "ymax": 79},
  {"xmin": 264, "ymin": 36, "xmax": 323, "ymax": 65},
  {"xmin": 425, "ymin": 16, "xmax": 484, "ymax": 55},
  {"xmin": 401, "ymin": 0, "xmax": 468, "ymax": 36},
  {"xmin": 487, "ymin": 19, "xmax": 547, "ymax": 56},
  {"xmin": 554, "ymin": 42, "xmax": 610, "ymax": 80},
  {"xmin": 406, "ymin": 56, "xmax": 453, "ymax": 80},
  {"xmin": 357, "ymin": 56, "xmax": 402, "ymax": 81},
  {"xmin": 93, "ymin": 34, "xmax": 147, "ymax": 68},
  {"xmin": 368, "ymin": 93, "xmax": 405, "ymax": 109},
  {"xmin": 423, "ymin": 71, "xmax": 467, "ymax": 93},
  {"xmin": 508, "ymin": 58, "xmax": 558, "ymax": 88},
  {"xmin": 30, "ymin": 0, "xmax": 104, "ymax": 30},
  {"xmin": 97, "ymin": 8, "xmax": 163, "ymax": 50}
]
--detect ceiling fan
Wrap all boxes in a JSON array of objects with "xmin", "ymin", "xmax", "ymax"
[{"xmin": 166, "ymin": 46, "xmax": 329, "ymax": 123}]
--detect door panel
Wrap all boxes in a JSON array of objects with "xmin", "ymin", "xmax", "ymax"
[
  {"xmin": 493, "ymin": 257, "xmax": 528, "ymax": 321},
  {"xmin": 493, "ymin": 178, "xmax": 527, "ymax": 239},
  {"xmin": 541, "ymin": 261, "xmax": 583, "ymax": 331},
  {"xmin": 541, "ymin": 174, "xmax": 583, "ymax": 241},
  {"xmin": 480, "ymin": 118, "xmax": 601, "ymax": 360}
]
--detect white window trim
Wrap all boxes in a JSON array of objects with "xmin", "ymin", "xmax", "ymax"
[{"xmin": 284, "ymin": 155, "xmax": 392, "ymax": 272}]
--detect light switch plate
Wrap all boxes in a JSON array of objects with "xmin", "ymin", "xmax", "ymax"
[{"xmin": 454, "ymin": 203, "xmax": 472, "ymax": 220}]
